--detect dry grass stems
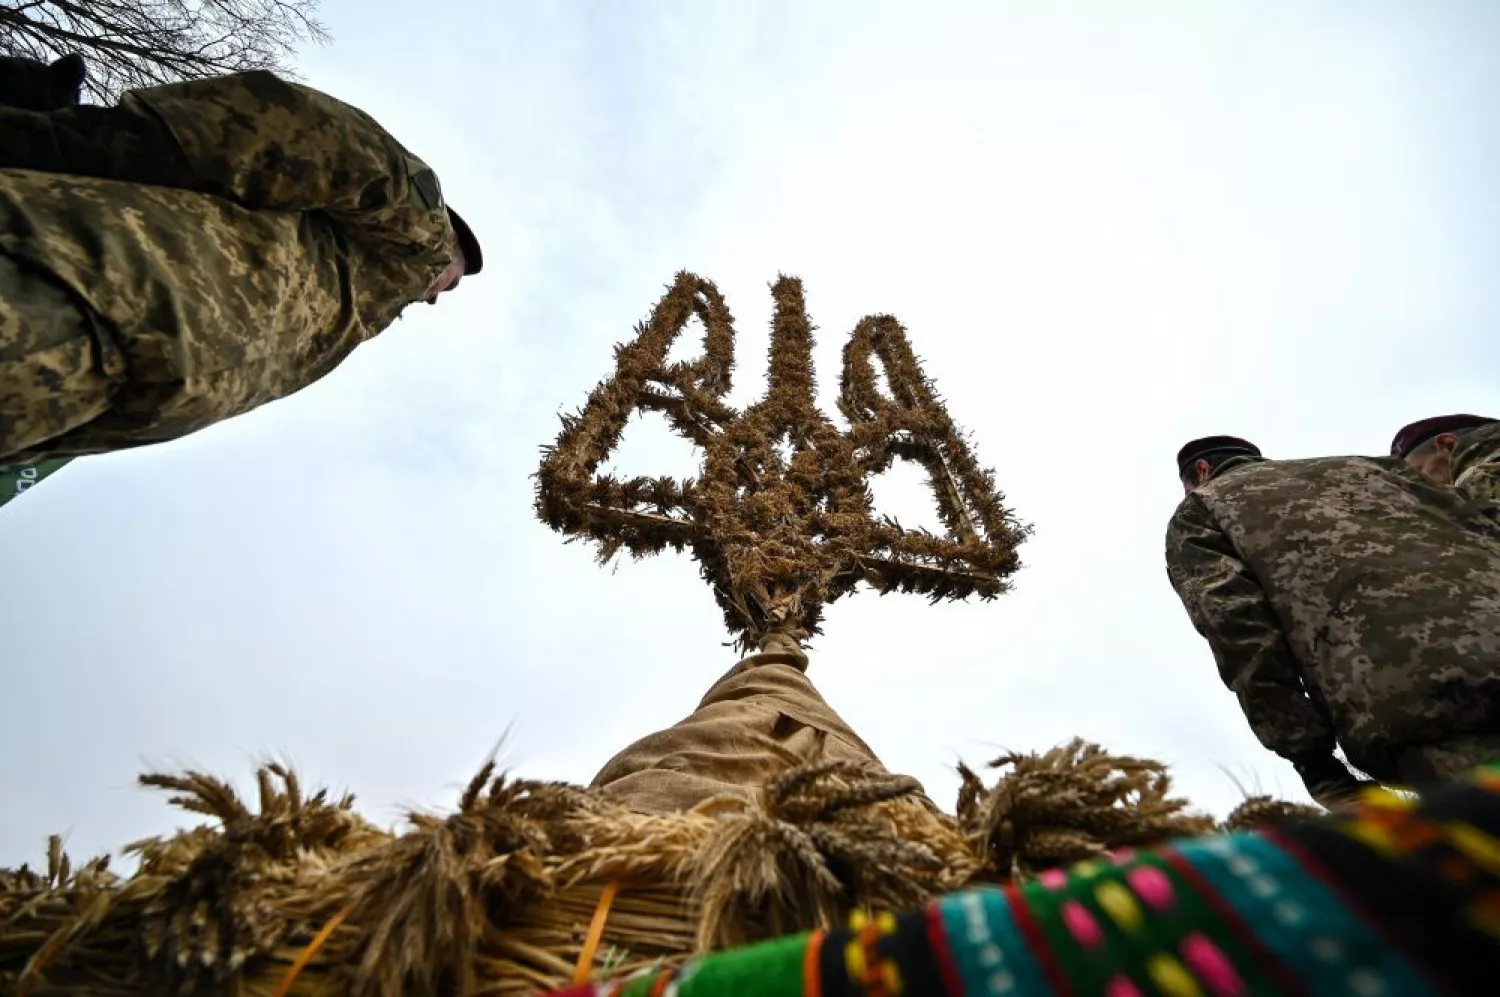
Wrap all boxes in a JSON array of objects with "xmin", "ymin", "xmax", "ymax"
[{"xmin": 0, "ymin": 746, "xmax": 1315, "ymax": 996}]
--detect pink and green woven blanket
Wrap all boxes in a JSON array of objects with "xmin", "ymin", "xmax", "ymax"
[{"xmin": 549, "ymin": 762, "xmax": 1500, "ymax": 996}]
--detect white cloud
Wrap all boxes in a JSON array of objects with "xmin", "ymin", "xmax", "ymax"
[{"xmin": 3, "ymin": 0, "xmax": 1499, "ymax": 867}]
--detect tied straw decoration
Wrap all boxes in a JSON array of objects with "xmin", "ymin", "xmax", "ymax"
[
  {"xmin": 0, "ymin": 747, "xmax": 1319, "ymax": 995},
  {"xmin": 0, "ymin": 273, "xmax": 1326, "ymax": 994},
  {"xmin": 535, "ymin": 271, "xmax": 1030, "ymax": 656}
]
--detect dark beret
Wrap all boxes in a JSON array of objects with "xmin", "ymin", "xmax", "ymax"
[
  {"xmin": 1389, "ymin": 414, "xmax": 1496, "ymax": 459},
  {"xmin": 447, "ymin": 207, "xmax": 483, "ymax": 276},
  {"xmin": 1176, "ymin": 435, "xmax": 1262, "ymax": 476}
]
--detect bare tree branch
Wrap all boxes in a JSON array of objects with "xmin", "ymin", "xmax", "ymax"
[{"xmin": 0, "ymin": 0, "xmax": 328, "ymax": 101}]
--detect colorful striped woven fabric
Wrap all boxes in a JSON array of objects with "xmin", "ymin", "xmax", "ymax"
[{"xmin": 546, "ymin": 761, "xmax": 1500, "ymax": 996}]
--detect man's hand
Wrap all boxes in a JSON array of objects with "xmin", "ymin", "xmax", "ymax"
[{"xmin": 1292, "ymin": 753, "xmax": 1373, "ymax": 810}]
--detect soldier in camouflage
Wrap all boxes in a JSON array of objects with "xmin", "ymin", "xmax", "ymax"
[
  {"xmin": 0, "ymin": 67, "xmax": 483, "ymax": 464},
  {"xmin": 1391, "ymin": 414, "xmax": 1500, "ymax": 513},
  {"xmin": 1166, "ymin": 435, "xmax": 1500, "ymax": 805},
  {"xmin": 0, "ymin": 52, "xmax": 90, "ymax": 506}
]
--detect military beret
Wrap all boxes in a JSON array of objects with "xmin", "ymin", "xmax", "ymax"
[
  {"xmin": 447, "ymin": 207, "xmax": 483, "ymax": 276},
  {"xmin": 1176, "ymin": 435, "xmax": 1261, "ymax": 476},
  {"xmin": 1389, "ymin": 414, "xmax": 1496, "ymax": 458}
]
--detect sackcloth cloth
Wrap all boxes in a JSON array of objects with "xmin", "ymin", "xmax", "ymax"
[{"xmin": 589, "ymin": 636, "xmax": 911, "ymax": 815}]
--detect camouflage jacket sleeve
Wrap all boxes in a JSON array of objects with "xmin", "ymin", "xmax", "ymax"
[
  {"xmin": 1453, "ymin": 423, "xmax": 1500, "ymax": 511},
  {"xmin": 1164, "ymin": 495, "xmax": 1337, "ymax": 761},
  {"xmin": 0, "ymin": 71, "xmax": 453, "ymax": 266}
]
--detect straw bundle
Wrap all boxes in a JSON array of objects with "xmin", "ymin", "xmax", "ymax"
[
  {"xmin": 0, "ymin": 741, "xmax": 1313, "ymax": 997},
  {"xmin": 534, "ymin": 271, "xmax": 1031, "ymax": 655}
]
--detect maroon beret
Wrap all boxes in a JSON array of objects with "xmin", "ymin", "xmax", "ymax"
[
  {"xmin": 1389, "ymin": 414, "xmax": 1495, "ymax": 459},
  {"xmin": 1176, "ymin": 435, "xmax": 1261, "ymax": 476}
]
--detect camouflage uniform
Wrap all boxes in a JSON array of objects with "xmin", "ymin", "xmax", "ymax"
[
  {"xmin": 0, "ymin": 70, "xmax": 456, "ymax": 463},
  {"xmin": 1165, "ymin": 455, "xmax": 1500, "ymax": 787},
  {"xmin": 1453, "ymin": 422, "xmax": 1500, "ymax": 514}
]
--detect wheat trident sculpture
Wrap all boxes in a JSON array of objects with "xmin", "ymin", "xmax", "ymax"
[{"xmin": 535, "ymin": 272, "xmax": 1029, "ymax": 654}]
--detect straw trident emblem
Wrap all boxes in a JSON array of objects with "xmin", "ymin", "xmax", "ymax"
[{"xmin": 536, "ymin": 272, "xmax": 1028, "ymax": 654}]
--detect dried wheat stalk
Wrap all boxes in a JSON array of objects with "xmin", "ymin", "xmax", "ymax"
[
  {"xmin": 0, "ymin": 744, "xmax": 1310, "ymax": 996},
  {"xmin": 535, "ymin": 272, "xmax": 1031, "ymax": 653}
]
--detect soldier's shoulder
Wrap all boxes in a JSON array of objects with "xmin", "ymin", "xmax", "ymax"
[
  {"xmin": 1456, "ymin": 423, "xmax": 1500, "ymax": 469},
  {"xmin": 1265, "ymin": 453, "xmax": 1395, "ymax": 473},
  {"xmin": 1193, "ymin": 455, "xmax": 1424, "ymax": 531},
  {"xmin": 1165, "ymin": 490, "xmax": 1218, "ymax": 546},
  {"xmin": 1206, "ymin": 454, "xmax": 1397, "ymax": 489},
  {"xmin": 129, "ymin": 70, "xmax": 325, "ymax": 118}
]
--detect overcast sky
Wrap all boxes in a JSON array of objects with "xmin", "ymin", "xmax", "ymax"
[{"xmin": 4, "ymin": 0, "xmax": 1500, "ymax": 867}]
